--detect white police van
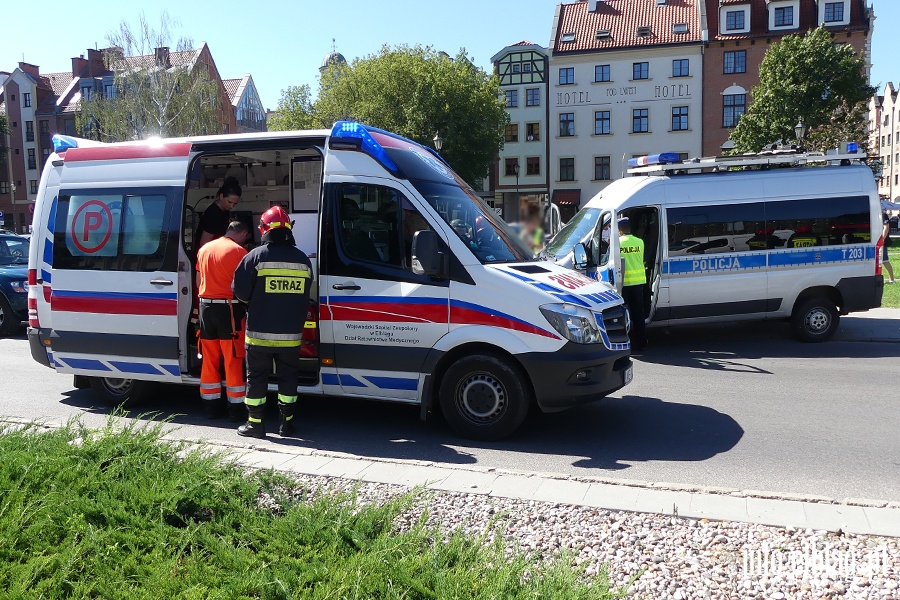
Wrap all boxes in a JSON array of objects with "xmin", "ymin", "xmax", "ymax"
[
  {"xmin": 543, "ymin": 148, "xmax": 884, "ymax": 342},
  {"xmin": 26, "ymin": 122, "xmax": 632, "ymax": 440}
]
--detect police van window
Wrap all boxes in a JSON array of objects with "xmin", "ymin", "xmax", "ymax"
[
  {"xmin": 667, "ymin": 202, "xmax": 766, "ymax": 254},
  {"xmin": 53, "ymin": 189, "xmax": 176, "ymax": 272},
  {"xmin": 336, "ymin": 183, "xmax": 435, "ymax": 271},
  {"xmin": 764, "ymin": 196, "xmax": 870, "ymax": 247}
]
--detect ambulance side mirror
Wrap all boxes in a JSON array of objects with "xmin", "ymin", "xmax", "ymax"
[
  {"xmin": 572, "ymin": 243, "xmax": 589, "ymax": 271},
  {"xmin": 412, "ymin": 230, "xmax": 443, "ymax": 276}
]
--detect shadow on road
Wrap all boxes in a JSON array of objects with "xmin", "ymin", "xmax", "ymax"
[{"xmin": 60, "ymin": 384, "xmax": 743, "ymax": 473}]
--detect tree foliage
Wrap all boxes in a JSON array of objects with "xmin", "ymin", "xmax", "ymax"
[
  {"xmin": 77, "ymin": 12, "xmax": 220, "ymax": 141},
  {"xmin": 731, "ymin": 27, "xmax": 874, "ymax": 153},
  {"xmin": 0, "ymin": 113, "xmax": 8, "ymax": 163},
  {"xmin": 276, "ymin": 45, "xmax": 509, "ymax": 186},
  {"xmin": 267, "ymin": 85, "xmax": 317, "ymax": 131}
]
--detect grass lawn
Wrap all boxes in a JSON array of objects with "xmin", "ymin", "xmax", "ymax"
[
  {"xmin": 883, "ymin": 246, "xmax": 900, "ymax": 308},
  {"xmin": 0, "ymin": 420, "xmax": 621, "ymax": 599}
]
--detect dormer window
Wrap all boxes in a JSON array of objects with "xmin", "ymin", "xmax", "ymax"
[
  {"xmin": 819, "ymin": 0, "xmax": 850, "ymax": 26},
  {"xmin": 561, "ymin": 32, "xmax": 576, "ymax": 43},
  {"xmin": 596, "ymin": 29, "xmax": 611, "ymax": 40},
  {"xmin": 721, "ymin": 4, "xmax": 750, "ymax": 34},
  {"xmin": 774, "ymin": 6, "xmax": 793, "ymax": 26},
  {"xmin": 637, "ymin": 26, "xmax": 652, "ymax": 38},
  {"xmin": 673, "ymin": 23, "xmax": 689, "ymax": 34},
  {"xmin": 768, "ymin": 1, "xmax": 800, "ymax": 31}
]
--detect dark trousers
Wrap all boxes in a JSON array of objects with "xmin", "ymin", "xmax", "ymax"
[
  {"xmin": 246, "ymin": 346, "xmax": 301, "ymax": 401},
  {"xmin": 622, "ymin": 284, "xmax": 648, "ymax": 350}
]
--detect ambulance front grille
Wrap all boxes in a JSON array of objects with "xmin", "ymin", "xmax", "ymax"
[{"xmin": 601, "ymin": 303, "xmax": 630, "ymax": 345}]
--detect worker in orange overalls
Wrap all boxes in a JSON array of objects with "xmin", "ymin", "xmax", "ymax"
[{"xmin": 196, "ymin": 220, "xmax": 250, "ymax": 420}]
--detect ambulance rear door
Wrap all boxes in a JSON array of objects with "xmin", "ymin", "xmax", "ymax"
[{"xmin": 47, "ymin": 146, "xmax": 190, "ymax": 382}]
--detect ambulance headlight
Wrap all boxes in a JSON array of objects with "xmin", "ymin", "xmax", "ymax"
[{"xmin": 540, "ymin": 303, "xmax": 601, "ymax": 344}]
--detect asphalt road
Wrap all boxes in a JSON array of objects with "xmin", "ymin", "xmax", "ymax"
[{"xmin": 2, "ymin": 318, "xmax": 898, "ymax": 502}]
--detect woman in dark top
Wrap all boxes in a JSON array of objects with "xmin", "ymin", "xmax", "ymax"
[{"xmin": 196, "ymin": 176, "xmax": 242, "ymax": 249}]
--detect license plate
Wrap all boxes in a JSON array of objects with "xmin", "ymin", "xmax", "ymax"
[{"xmin": 623, "ymin": 365, "xmax": 633, "ymax": 385}]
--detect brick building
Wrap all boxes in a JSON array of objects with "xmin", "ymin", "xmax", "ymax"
[{"xmin": 703, "ymin": 0, "xmax": 873, "ymax": 156}]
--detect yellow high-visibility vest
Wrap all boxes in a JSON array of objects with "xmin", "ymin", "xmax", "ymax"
[{"xmin": 620, "ymin": 234, "xmax": 646, "ymax": 286}]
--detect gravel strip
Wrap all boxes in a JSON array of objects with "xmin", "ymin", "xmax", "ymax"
[{"xmin": 271, "ymin": 473, "xmax": 900, "ymax": 600}]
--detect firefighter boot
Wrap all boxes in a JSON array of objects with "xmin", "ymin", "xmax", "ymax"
[
  {"xmin": 237, "ymin": 402, "xmax": 266, "ymax": 439},
  {"xmin": 202, "ymin": 398, "xmax": 226, "ymax": 420},
  {"xmin": 278, "ymin": 399, "xmax": 297, "ymax": 437},
  {"xmin": 227, "ymin": 402, "xmax": 246, "ymax": 423}
]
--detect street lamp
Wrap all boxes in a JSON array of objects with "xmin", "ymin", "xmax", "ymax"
[
  {"xmin": 794, "ymin": 117, "xmax": 807, "ymax": 148},
  {"xmin": 433, "ymin": 131, "xmax": 443, "ymax": 154}
]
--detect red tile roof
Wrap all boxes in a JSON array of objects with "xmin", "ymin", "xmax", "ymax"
[
  {"xmin": 706, "ymin": 0, "xmax": 871, "ymax": 41},
  {"xmin": 512, "ymin": 40, "xmax": 539, "ymax": 46},
  {"xmin": 222, "ymin": 78, "xmax": 241, "ymax": 102},
  {"xmin": 553, "ymin": 0, "xmax": 702, "ymax": 54}
]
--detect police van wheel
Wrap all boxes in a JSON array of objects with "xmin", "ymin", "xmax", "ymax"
[
  {"xmin": 439, "ymin": 354, "xmax": 530, "ymax": 441},
  {"xmin": 89, "ymin": 377, "xmax": 151, "ymax": 408},
  {"xmin": 791, "ymin": 297, "xmax": 839, "ymax": 343}
]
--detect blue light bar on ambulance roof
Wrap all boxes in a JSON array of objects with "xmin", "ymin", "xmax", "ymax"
[
  {"xmin": 329, "ymin": 121, "xmax": 402, "ymax": 177},
  {"xmin": 627, "ymin": 153, "xmax": 681, "ymax": 168},
  {"xmin": 52, "ymin": 134, "xmax": 79, "ymax": 153}
]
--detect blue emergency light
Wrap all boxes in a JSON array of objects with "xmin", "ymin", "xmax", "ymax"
[
  {"xmin": 51, "ymin": 134, "xmax": 79, "ymax": 153},
  {"xmin": 329, "ymin": 121, "xmax": 402, "ymax": 176},
  {"xmin": 627, "ymin": 153, "xmax": 681, "ymax": 168}
]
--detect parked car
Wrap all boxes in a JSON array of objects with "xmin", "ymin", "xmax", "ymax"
[{"xmin": 0, "ymin": 233, "xmax": 29, "ymax": 336}]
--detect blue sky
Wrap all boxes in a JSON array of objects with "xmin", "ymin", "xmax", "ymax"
[{"xmin": 1, "ymin": 1, "xmax": 896, "ymax": 110}]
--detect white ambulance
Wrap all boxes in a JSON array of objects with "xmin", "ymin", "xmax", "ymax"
[
  {"xmin": 543, "ymin": 149, "xmax": 884, "ymax": 342},
  {"xmin": 26, "ymin": 122, "xmax": 633, "ymax": 440}
]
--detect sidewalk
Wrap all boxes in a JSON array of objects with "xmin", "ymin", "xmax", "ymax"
[
  {"xmin": 201, "ymin": 440, "xmax": 900, "ymax": 539},
  {"xmin": 836, "ymin": 307, "xmax": 900, "ymax": 343}
]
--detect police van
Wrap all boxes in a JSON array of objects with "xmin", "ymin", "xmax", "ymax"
[
  {"xmin": 543, "ymin": 149, "xmax": 884, "ymax": 342},
  {"xmin": 26, "ymin": 122, "xmax": 632, "ymax": 440}
]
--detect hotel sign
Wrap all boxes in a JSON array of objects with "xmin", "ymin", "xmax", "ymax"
[{"xmin": 556, "ymin": 83, "xmax": 692, "ymax": 107}]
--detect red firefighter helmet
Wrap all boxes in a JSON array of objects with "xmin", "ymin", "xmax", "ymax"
[{"xmin": 259, "ymin": 205, "xmax": 293, "ymax": 235}]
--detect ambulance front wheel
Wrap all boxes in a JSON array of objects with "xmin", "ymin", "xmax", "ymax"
[
  {"xmin": 791, "ymin": 296, "xmax": 839, "ymax": 343},
  {"xmin": 439, "ymin": 354, "xmax": 531, "ymax": 441},
  {"xmin": 89, "ymin": 377, "xmax": 151, "ymax": 408}
]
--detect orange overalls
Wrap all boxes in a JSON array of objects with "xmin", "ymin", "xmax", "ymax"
[{"xmin": 196, "ymin": 236, "xmax": 248, "ymax": 407}]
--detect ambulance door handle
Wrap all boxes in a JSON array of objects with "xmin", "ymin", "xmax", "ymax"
[
  {"xmin": 332, "ymin": 283, "xmax": 360, "ymax": 291},
  {"xmin": 150, "ymin": 278, "xmax": 174, "ymax": 286}
]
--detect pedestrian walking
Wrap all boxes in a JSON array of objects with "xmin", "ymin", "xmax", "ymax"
[
  {"xmin": 232, "ymin": 206, "xmax": 313, "ymax": 438},
  {"xmin": 196, "ymin": 221, "xmax": 250, "ymax": 420},
  {"xmin": 618, "ymin": 217, "xmax": 648, "ymax": 352}
]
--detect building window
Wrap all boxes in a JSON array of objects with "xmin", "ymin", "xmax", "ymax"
[
  {"xmin": 523, "ymin": 63, "xmax": 532, "ymax": 72},
  {"xmin": 505, "ymin": 89, "xmax": 518, "ymax": 108},
  {"xmin": 632, "ymin": 109, "xmax": 649, "ymax": 133},
  {"xmin": 23, "ymin": 93, "xmax": 31, "ymax": 108},
  {"xmin": 104, "ymin": 83, "xmax": 115, "ymax": 99},
  {"xmin": 81, "ymin": 86, "xmax": 92, "ymax": 101},
  {"xmin": 25, "ymin": 121, "xmax": 34, "ymax": 142},
  {"xmin": 774, "ymin": 6, "xmax": 793, "ymax": 27},
  {"xmin": 559, "ymin": 67, "xmax": 574, "ymax": 85},
  {"xmin": 29, "ymin": 180, "xmax": 38, "ymax": 194},
  {"xmin": 672, "ymin": 59, "xmax": 689, "ymax": 77},
  {"xmin": 724, "ymin": 51, "xmax": 747, "ymax": 74},
  {"xmin": 559, "ymin": 113, "xmax": 575, "ymax": 137},
  {"xmin": 559, "ymin": 158, "xmax": 575, "ymax": 181},
  {"xmin": 595, "ymin": 64, "xmax": 611, "ymax": 82},
  {"xmin": 0, "ymin": 182, "xmax": 8, "ymax": 194},
  {"xmin": 672, "ymin": 106, "xmax": 689, "ymax": 131},
  {"xmin": 526, "ymin": 122, "xmax": 540, "ymax": 141},
  {"xmin": 526, "ymin": 88, "xmax": 540, "ymax": 106},
  {"xmin": 726, "ymin": 10, "xmax": 745, "ymax": 30},
  {"xmin": 594, "ymin": 156, "xmax": 611, "ymax": 181},
  {"xmin": 526, "ymin": 156, "xmax": 540, "ymax": 176},
  {"xmin": 723, "ymin": 94, "xmax": 746, "ymax": 127},
  {"xmin": 27, "ymin": 149, "xmax": 36, "ymax": 170},
  {"xmin": 42, "ymin": 148, "xmax": 50, "ymax": 166},
  {"xmin": 505, "ymin": 123, "xmax": 519, "ymax": 143},
  {"xmin": 594, "ymin": 110, "xmax": 611, "ymax": 135},
  {"xmin": 824, "ymin": 2, "xmax": 844, "ymax": 22},
  {"xmin": 513, "ymin": 64, "xmax": 521, "ymax": 73},
  {"xmin": 40, "ymin": 120, "xmax": 49, "ymax": 134},
  {"xmin": 633, "ymin": 62, "xmax": 649, "ymax": 80},
  {"xmin": 504, "ymin": 158, "xmax": 519, "ymax": 177}
]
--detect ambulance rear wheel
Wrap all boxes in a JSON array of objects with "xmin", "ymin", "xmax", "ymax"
[
  {"xmin": 791, "ymin": 297, "xmax": 839, "ymax": 343},
  {"xmin": 89, "ymin": 377, "xmax": 151, "ymax": 408},
  {"xmin": 439, "ymin": 354, "xmax": 530, "ymax": 441}
]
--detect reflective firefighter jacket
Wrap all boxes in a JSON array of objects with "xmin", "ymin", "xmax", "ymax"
[{"xmin": 232, "ymin": 238, "xmax": 313, "ymax": 348}]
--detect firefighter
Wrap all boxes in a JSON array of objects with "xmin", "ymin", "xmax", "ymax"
[
  {"xmin": 232, "ymin": 206, "xmax": 313, "ymax": 438},
  {"xmin": 196, "ymin": 220, "xmax": 250, "ymax": 420}
]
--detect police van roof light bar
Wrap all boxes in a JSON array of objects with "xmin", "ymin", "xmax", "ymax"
[
  {"xmin": 627, "ymin": 148, "xmax": 867, "ymax": 176},
  {"xmin": 627, "ymin": 153, "xmax": 680, "ymax": 168}
]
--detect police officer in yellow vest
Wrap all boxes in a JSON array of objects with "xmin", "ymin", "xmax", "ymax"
[{"xmin": 618, "ymin": 217, "xmax": 648, "ymax": 352}]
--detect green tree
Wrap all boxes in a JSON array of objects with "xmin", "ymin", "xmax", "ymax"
[
  {"xmin": 731, "ymin": 26, "xmax": 874, "ymax": 153},
  {"xmin": 310, "ymin": 44, "xmax": 509, "ymax": 185},
  {"xmin": 267, "ymin": 85, "xmax": 317, "ymax": 131},
  {"xmin": 0, "ymin": 113, "xmax": 8, "ymax": 163},
  {"xmin": 77, "ymin": 12, "xmax": 220, "ymax": 141}
]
